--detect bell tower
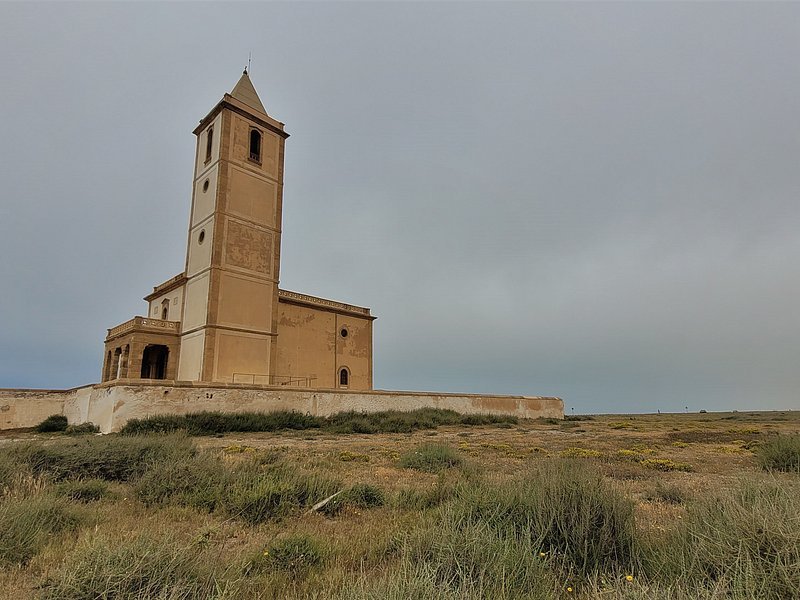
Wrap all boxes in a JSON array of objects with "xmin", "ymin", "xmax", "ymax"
[{"xmin": 177, "ymin": 71, "xmax": 288, "ymax": 383}]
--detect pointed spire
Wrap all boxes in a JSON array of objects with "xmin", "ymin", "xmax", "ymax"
[{"xmin": 231, "ymin": 69, "xmax": 268, "ymax": 115}]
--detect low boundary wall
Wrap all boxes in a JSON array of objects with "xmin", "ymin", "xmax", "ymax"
[{"xmin": 0, "ymin": 381, "xmax": 563, "ymax": 433}]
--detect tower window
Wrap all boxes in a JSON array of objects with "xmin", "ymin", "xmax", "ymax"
[
  {"xmin": 205, "ymin": 126, "xmax": 213, "ymax": 162},
  {"xmin": 339, "ymin": 367, "xmax": 349, "ymax": 387},
  {"xmin": 249, "ymin": 128, "xmax": 262, "ymax": 162},
  {"xmin": 161, "ymin": 299, "xmax": 170, "ymax": 320}
]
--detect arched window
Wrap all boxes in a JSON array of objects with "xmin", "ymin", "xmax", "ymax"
[
  {"xmin": 339, "ymin": 367, "xmax": 349, "ymax": 387},
  {"xmin": 205, "ymin": 126, "xmax": 213, "ymax": 162},
  {"xmin": 249, "ymin": 129, "xmax": 262, "ymax": 162},
  {"xmin": 161, "ymin": 298, "xmax": 170, "ymax": 320}
]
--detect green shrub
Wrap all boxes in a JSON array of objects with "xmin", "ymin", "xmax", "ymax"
[
  {"xmin": 136, "ymin": 450, "xmax": 338, "ymax": 524},
  {"xmin": 116, "ymin": 413, "xmax": 188, "ymax": 435},
  {"xmin": 120, "ymin": 408, "xmax": 517, "ymax": 436},
  {"xmin": 222, "ymin": 465, "xmax": 340, "ymax": 524},
  {"xmin": 35, "ymin": 414, "xmax": 68, "ymax": 433},
  {"xmin": 134, "ymin": 452, "xmax": 228, "ymax": 512},
  {"xmin": 0, "ymin": 452, "xmax": 23, "ymax": 492},
  {"xmin": 120, "ymin": 410, "xmax": 323, "ymax": 435},
  {"xmin": 399, "ymin": 444, "xmax": 463, "ymax": 473},
  {"xmin": 57, "ymin": 479, "xmax": 110, "ymax": 503},
  {"xmin": 0, "ymin": 494, "xmax": 81, "ymax": 565},
  {"xmin": 757, "ymin": 434, "xmax": 800, "ymax": 472},
  {"xmin": 13, "ymin": 433, "xmax": 195, "ymax": 482},
  {"xmin": 64, "ymin": 422, "xmax": 100, "ymax": 435},
  {"xmin": 448, "ymin": 459, "xmax": 637, "ymax": 578},
  {"xmin": 640, "ymin": 458, "xmax": 693, "ymax": 472},
  {"xmin": 321, "ymin": 483, "xmax": 385, "ymax": 515},
  {"xmin": 343, "ymin": 483, "xmax": 385, "ymax": 508},
  {"xmin": 459, "ymin": 413, "xmax": 518, "ymax": 426},
  {"xmin": 395, "ymin": 474, "xmax": 461, "ymax": 510},
  {"xmin": 376, "ymin": 506, "xmax": 559, "ymax": 599},
  {"xmin": 249, "ymin": 535, "xmax": 326, "ymax": 575},
  {"xmin": 39, "ymin": 534, "xmax": 226, "ymax": 599},
  {"xmin": 649, "ymin": 479, "xmax": 800, "ymax": 599}
]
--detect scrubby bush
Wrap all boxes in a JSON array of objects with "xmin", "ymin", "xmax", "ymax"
[
  {"xmin": 321, "ymin": 483, "xmax": 385, "ymax": 515},
  {"xmin": 121, "ymin": 410, "xmax": 323, "ymax": 435},
  {"xmin": 12, "ymin": 433, "xmax": 195, "ymax": 482},
  {"xmin": 0, "ymin": 494, "xmax": 81, "ymax": 565},
  {"xmin": 35, "ymin": 414, "xmax": 68, "ymax": 433},
  {"xmin": 395, "ymin": 474, "xmax": 461, "ymax": 510},
  {"xmin": 135, "ymin": 452, "xmax": 228, "ymax": 511},
  {"xmin": 246, "ymin": 534, "xmax": 326, "ymax": 577},
  {"xmin": 64, "ymin": 422, "xmax": 100, "ymax": 435},
  {"xmin": 120, "ymin": 408, "xmax": 517, "ymax": 436},
  {"xmin": 564, "ymin": 414, "xmax": 594, "ymax": 421},
  {"xmin": 57, "ymin": 479, "xmax": 110, "ymax": 503},
  {"xmin": 39, "ymin": 534, "xmax": 226, "ymax": 599},
  {"xmin": 459, "ymin": 413, "xmax": 518, "ymax": 426},
  {"xmin": 342, "ymin": 483, "xmax": 385, "ymax": 508},
  {"xmin": 448, "ymin": 459, "xmax": 637, "ymax": 578},
  {"xmin": 268, "ymin": 535, "xmax": 325, "ymax": 572},
  {"xmin": 399, "ymin": 444, "xmax": 463, "ymax": 473},
  {"xmin": 136, "ymin": 451, "xmax": 339, "ymax": 524},
  {"xmin": 392, "ymin": 515, "xmax": 559, "ymax": 599},
  {"xmin": 639, "ymin": 458, "xmax": 693, "ymax": 472},
  {"xmin": 757, "ymin": 434, "xmax": 800, "ymax": 472},
  {"xmin": 223, "ymin": 465, "xmax": 340, "ymax": 524},
  {"xmin": 648, "ymin": 479, "xmax": 800, "ymax": 599}
]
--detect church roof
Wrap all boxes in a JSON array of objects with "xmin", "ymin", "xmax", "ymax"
[{"xmin": 230, "ymin": 70, "xmax": 268, "ymax": 115}]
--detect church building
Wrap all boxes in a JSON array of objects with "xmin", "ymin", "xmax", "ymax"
[{"xmin": 101, "ymin": 72, "xmax": 375, "ymax": 391}]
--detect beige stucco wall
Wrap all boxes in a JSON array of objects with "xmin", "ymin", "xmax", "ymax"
[
  {"xmin": 104, "ymin": 383, "xmax": 562, "ymax": 432},
  {"xmin": 181, "ymin": 273, "xmax": 210, "ymax": 332},
  {"xmin": 177, "ymin": 330, "xmax": 205, "ymax": 382},
  {"xmin": 192, "ymin": 166, "xmax": 218, "ymax": 227},
  {"xmin": 148, "ymin": 286, "xmax": 185, "ymax": 322},
  {"xmin": 186, "ymin": 216, "xmax": 214, "ymax": 278},
  {"xmin": 0, "ymin": 383, "xmax": 563, "ymax": 433},
  {"xmin": 212, "ymin": 329, "xmax": 272, "ymax": 382},
  {"xmin": 230, "ymin": 114, "xmax": 281, "ymax": 181},
  {"xmin": 275, "ymin": 301, "xmax": 373, "ymax": 389},
  {"xmin": 194, "ymin": 113, "xmax": 222, "ymax": 180},
  {"xmin": 227, "ymin": 165, "xmax": 279, "ymax": 230},
  {"xmin": 0, "ymin": 387, "xmax": 91, "ymax": 430}
]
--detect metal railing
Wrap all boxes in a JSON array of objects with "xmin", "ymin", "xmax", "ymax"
[{"xmin": 231, "ymin": 373, "xmax": 317, "ymax": 387}]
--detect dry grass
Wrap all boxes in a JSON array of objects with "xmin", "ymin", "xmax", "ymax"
[{"xmin": 0, "ymin": 409, "xmax": 796, "ymax": 599}]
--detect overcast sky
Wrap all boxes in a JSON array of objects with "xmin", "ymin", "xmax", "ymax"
[{"xmin": 1, "ymin": 2, "xmax": 798, "ymax": 413}]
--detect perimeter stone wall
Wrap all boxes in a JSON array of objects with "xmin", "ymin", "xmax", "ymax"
[{"xmin": 0, "ymin": 381, "xmax": 563, "ymax": 433}]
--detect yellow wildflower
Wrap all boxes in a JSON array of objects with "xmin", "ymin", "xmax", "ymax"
[
  {"xmin": 567, "ymin": 587, "xmax": 573, "ymax": 593},
  {"xmin": 626, "ymin": 574, "xmax": 633, "ymax": 582}
]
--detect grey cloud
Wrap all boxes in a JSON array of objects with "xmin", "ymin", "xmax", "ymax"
[{"xmin": 1, "ymin": 2, "xmax": 798, "ymax": 412}]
